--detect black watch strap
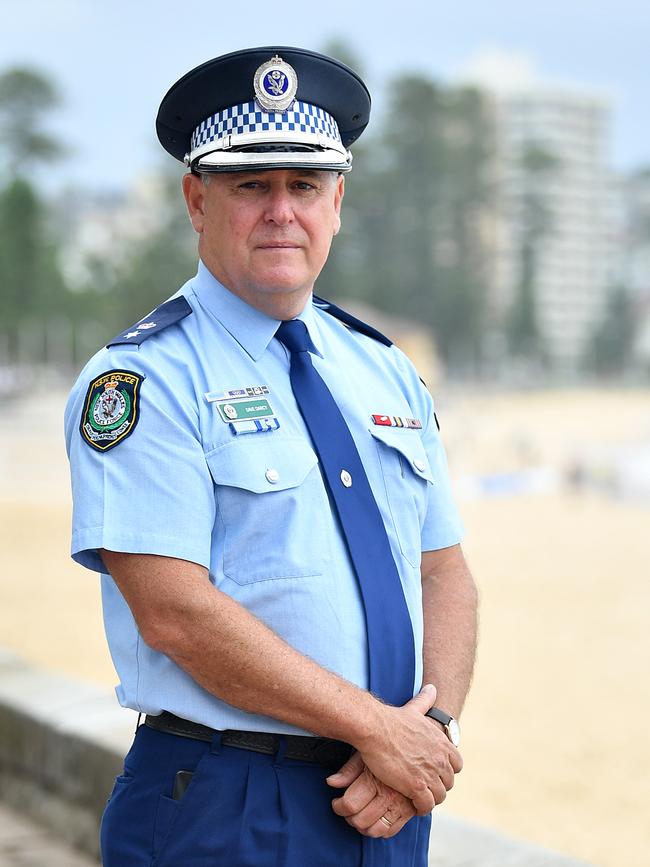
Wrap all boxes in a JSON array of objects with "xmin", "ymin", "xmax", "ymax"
[{"xmin": 425, "ymin": 707, "xmax": 453, "ymax": 727}]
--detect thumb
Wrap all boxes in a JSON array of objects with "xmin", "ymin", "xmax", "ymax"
[
  {"xmin": 405, "ymin": 683, "xmax": 437, "ymax": 715},
  {"xmin": 326, "ymin": 750, "xmax": 364, "ymax": 788}
]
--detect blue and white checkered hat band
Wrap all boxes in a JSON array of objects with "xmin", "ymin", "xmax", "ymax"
[{"xmin": 190, "ymin": 99, "xmax": 343, "ymax": 158}]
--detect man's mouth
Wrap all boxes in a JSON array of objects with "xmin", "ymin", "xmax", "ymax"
[{"xmin": 256, "ymin": 241, "xmax": 301, "ymax": 249}]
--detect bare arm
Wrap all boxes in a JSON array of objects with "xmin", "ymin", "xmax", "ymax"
[
  {"xmin": 100, "ymin": 550, "xmax": 456, "ymax": 811},
  {"xmin": 328, "ymin": 543, "xmax": 477, "ymax": 836},
  {"xmin": 421, "ymin": 543, "xmax": 478, "ymax": 718},
  {"xmin": 101, "ymin": 551, "xmax": 374, "ymax": 738}
]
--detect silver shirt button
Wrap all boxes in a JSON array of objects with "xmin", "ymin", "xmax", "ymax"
[
  {"xmin": 340, "ymin": 469, "xmax": 353, "ymax": 487},
  {"xmin": 265, "ymin": 468, "xmax": 280, "ymax": 484}
]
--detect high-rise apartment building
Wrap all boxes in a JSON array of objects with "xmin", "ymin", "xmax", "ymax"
[
  {"xmin": 492, "ymin": 87, "xmax": 615, "ymax": 370},
  {"xmin": 616, "ymin": 167, "xmax": 650, "ymax": 365},
  {"xmin": 460, "ymin": 56, "xmax": 616, "ymax": 371}
]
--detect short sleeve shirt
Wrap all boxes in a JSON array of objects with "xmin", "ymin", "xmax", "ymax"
[{"xmin": 65, "ymin": 262, "xmax": 464, "ymax": 734}]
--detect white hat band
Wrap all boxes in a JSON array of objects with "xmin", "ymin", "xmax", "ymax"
[
  {"xmin": 187, "ymin": 99, "xmax": 348, "ymax": 168},
  {"xmin": 196, "ymin": 147, "xmax": 352, "ymax": 171}
]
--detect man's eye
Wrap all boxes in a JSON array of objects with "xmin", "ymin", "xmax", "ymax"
[
  {"xmin": 294, "ymin": 181, "xmax": 316, "ymax": 191},
  {"xmin": 238, "ymin": 181, "xmax": 264, "ymax": 190}
]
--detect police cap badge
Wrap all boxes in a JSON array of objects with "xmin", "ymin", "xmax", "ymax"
[{"xmin": 156, "ymin": 46, "xmax": 370, "ymax": 173}]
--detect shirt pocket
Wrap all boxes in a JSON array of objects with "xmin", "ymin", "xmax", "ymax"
[
  {"xmin": 369, "ymin": 426, "xmax": 434, "ymax": 568},
  {"xmin": 205, "ymin": 436, "xmax": 328, "ymax": 584}
]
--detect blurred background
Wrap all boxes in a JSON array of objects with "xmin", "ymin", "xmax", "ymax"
[{"xmin": 1, "ymin": 2, "xmax": 649, "ymax": 865}]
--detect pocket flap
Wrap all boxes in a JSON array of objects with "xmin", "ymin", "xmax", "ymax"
[
  {"xmin": 205, "ymin": 436, "xmax": 319, "ymax": 493},
  {"xmin": 369, "ymin": 426, "xmax": 434, "ymax": 483}
]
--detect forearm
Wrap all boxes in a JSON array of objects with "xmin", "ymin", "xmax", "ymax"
[
  {"xmin": 101, "ymin": 550, "xmax": 384, "ymax": 749},
  {"xmin": 161, "ymin": 582, "xmax": 382, "ymax": 744},
  {"xmin": 421, "ymin": 544, "xmax": 478, "ymax": 719},
  {"xmin": 102, "ymin": 549, "xmax": 460, "ymax": 810},
  {"xmin": 331, "ymin": 545, "xmax": 476, "ymax": 829}
]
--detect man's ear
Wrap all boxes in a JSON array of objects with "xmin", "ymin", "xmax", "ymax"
[
  {"xmin": 182, "ymin": 173, "xmax": 207, "ymax": 234},
  {"xmin": 333, "ymin": 173, "xmax": 345, "ymax": 236}
]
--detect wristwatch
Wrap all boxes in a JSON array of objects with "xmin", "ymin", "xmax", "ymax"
[{"xmin": 426, "ymin": 707, "xmax": 461, "ymax": 747}]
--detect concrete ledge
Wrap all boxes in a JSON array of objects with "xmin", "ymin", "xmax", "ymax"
[
  {"xmin": 0, "ymin": 800, "xmax": 98, "ymax": 866},
  {"xmin": 0, "ymin": 649, "xmax": 134, "ymax": 859},
  {"xmin": 428, "ymin": 814, "xmax": 593, "ymax": 866},
  {"xmin": 0, "ymin": 650, "xmax": 592, "ymax": 865}
]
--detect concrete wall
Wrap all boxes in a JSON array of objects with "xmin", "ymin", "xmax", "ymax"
[{"xmin": 0, "ymin": 649, "xmax": 592, "ymax": 866}]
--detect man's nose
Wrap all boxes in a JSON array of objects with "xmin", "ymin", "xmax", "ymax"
[{"xmin": 264, "ymin": 189, "xmax": 294, "ymax": 225}]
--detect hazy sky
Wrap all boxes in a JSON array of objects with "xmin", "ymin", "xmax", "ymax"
[{"xmin": 3, "ymin": 0, "xmax": 649, "ymax": 191}]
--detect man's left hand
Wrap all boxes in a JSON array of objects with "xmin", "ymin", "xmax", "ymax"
[{"xmin": 326, "ymin": 751, "xmax": 417, "ymax": 838}]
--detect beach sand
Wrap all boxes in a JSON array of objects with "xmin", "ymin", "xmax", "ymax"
[{"xmin": 1, "ymin": 387, "xmax": 648, "ymax": 866}]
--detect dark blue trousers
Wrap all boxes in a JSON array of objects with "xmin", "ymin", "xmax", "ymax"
[{"xmin": 100, "ymin": 724, "xmax": 431, "ymax": 866}]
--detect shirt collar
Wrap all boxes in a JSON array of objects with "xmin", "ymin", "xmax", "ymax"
[{"xmin": 190, "ymin": 260, "xmax": 324, "ymax": 360}]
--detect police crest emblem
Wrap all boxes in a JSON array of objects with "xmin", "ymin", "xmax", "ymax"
[
  {"xmin": 79, "ymin": 369, "xmax": 144, "ymax": 452},
  {"xmin": 253, "ymin": 55, "xmax": 298, "ymax": 112}
]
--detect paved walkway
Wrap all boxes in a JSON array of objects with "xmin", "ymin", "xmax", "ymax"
[{"xmin": 0, "ymin": 803, "xmax": 98, "ymax": 867}]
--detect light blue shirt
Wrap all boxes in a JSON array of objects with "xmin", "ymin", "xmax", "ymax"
[{"xmin": 64, "ymin": 261, "xmax": 463, "ymax": 734}]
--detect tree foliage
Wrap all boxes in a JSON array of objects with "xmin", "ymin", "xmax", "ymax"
[
  {"xmin": 80, "ymin": 166, "xmax": 197, "ymax": 338},
  {"xmin": 0, "ymin": 66, "xmax": 71, "ymax": 368},
  {"xmin": 0, "ymin": 58, "xmax": 641, "ymax": 381},
  {"xmin": 319, "ymin": 75, "xmax": 495, "ymax": 372},
  {"xmin": 585, "ymin": 286, "xmax": 636, "ymax": 376},
  {"xmin": 0, "ymin": 67, "xmax": 65, "ymax": 179},
  {"xmin": 505, "ymin": 142, "xmax": 559, "ymax": 364},
  {"xmin": 0, "ymin": 178, "xmax": 66, "ymax": 334}
]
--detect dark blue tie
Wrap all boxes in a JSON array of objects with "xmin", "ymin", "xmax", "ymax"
[{"xmin": 276, "ymin": 319, "xmax": 415, "ymax": 706}]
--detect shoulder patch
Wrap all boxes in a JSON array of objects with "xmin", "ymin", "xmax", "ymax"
[
  {"xmin": 79, "ymin": 369, "xmax": 144, "ymax": 452},
  {"xmin": 107, "ymin": 296, "xmax": 193, "ymax": 347},
  {"xmin": 313, "ymin": 296, "xmax": 393, "ymax": 347}
]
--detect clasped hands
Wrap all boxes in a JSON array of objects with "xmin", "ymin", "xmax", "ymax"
[{"xmin": 326, "ymin": 684, "xmax": 462, "ymax": 839}]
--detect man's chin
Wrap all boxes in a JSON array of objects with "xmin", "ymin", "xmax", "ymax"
[{"xmin": 250, "ymin": 271, "xmax": 313, "ymax": 296}]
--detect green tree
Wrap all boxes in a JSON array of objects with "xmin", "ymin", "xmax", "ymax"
[
  {"xmin": 585, "ymin": 285, "xmax": 636, "ymax": 376},
  {"xmin": 81, "ymin": 165, "xmax": 197, "ymax": 337},
  {"xmin": 506, "ymin": 143, "xmax": 559, "ymax": 363},
  {"xmin": 0, "ymin": 67, "xmax": 65, "ymax": 180},
  {"xmin": 0, "ymin": 66, "xmax": 69, "ymax": 365},
  {"xmin": 0, "ymin": 177, "xmax": 65, "ymax": 316},
  {"xmin": 315, "ymin": 38, "xmax": 374, "ymax": 305},
  {"xmin": 322, "ymin": 74, "xmax": 495, "ymax": 373},
  {"xmin": 320, "ymin": 39, "xmax": 366, "ymax": 77}
]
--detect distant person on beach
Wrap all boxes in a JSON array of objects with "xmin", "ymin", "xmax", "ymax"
[{"xmin": 64, "ymin": 46, "xmax": 477, "ymax": 867}]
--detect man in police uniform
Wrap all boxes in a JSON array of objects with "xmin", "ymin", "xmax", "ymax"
[{"xmin": 65, "ymin": 47, "xmax": 478, "ymax": 867}]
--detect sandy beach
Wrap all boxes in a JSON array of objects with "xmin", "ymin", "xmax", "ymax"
[{"xmin": 1, "ymin": 386, "xmax": 649, "ymax": 866}]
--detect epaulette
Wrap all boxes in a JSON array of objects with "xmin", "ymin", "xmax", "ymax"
[
  {"xmin": 313, "ymin": 296, "xmax": 393, "ymax": 347},
  {"xmin": 106, "ymin": 297, "xmax": 193, "ymax": 347}
]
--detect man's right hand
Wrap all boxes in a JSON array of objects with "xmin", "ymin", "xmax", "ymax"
[{"xmin": 347, "ymin": 683, "xmax": 463, "ymax": 814}]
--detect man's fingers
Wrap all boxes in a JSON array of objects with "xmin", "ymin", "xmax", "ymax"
[
  {"xmin": 343, "ymin": 802, "xmax": 388, "ymax": 830},
  {"xmin": 331, "ymin": 771, "xmax": 378, "ymax": 817},
  {"xmin": 341, "ymin": 788, "xmax": 404, "ymax": 831},
  {"xmin": 361, "ymin": 812, "xmax": 411, "ymax": 839},
  {"xmin": 404, "ymin": 683, "xmax": 437, "ymax": 716},
  {"xmin": 440, "ymin": 762, "xmax": 455, "ymax": 792},
  {"xmin": 326, "ymin": 750, "xmax": 365, "ymax": 788},
  {"xmin": 409, "ymin": 780, "xmax": 435, "ymax": 814},
  {"xmin": 429, "ymin": 779, "xmax": 447, "ymax": 806},
  {"xmin": 449, "ymin": 746, "xmax": 463, "ymax": 774}
]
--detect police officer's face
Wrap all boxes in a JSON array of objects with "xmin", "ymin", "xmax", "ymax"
[{"xmin": 183, "ymin": 169, "xmax": 344, "ymax": 315}]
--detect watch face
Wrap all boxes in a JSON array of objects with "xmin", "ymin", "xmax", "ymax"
[{"xmin": 447, "ymin": 718, "xmax": 461, "ymax": 747}]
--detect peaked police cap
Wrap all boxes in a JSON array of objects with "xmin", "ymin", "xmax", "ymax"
[{"xmin": 156, "ymin": 46, "xmax": 371, "ymax": 173}]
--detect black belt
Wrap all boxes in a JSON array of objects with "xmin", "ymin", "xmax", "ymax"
[{"xmin": 145, "ymin": 711, "xmax": 353, "ymax": 768}]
